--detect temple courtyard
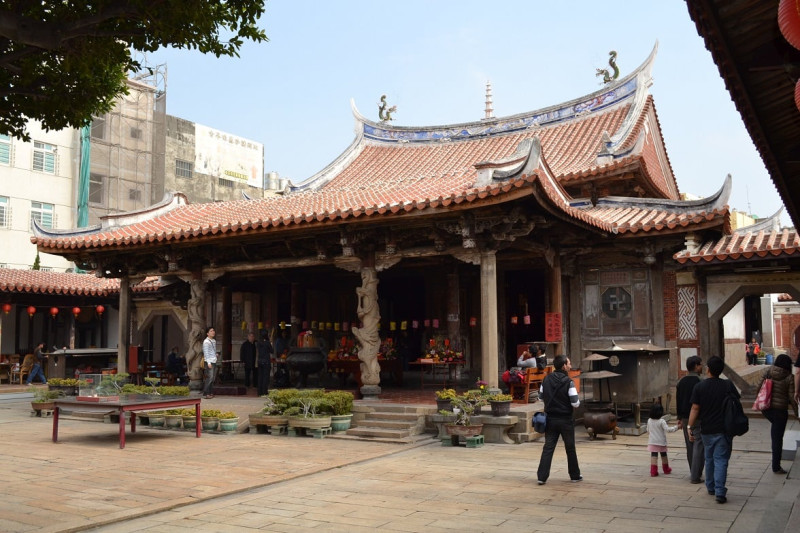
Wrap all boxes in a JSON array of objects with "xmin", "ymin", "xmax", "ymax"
[{"xmin": 0, "ymin": 388, "xmax": 798, "ymax": 533}]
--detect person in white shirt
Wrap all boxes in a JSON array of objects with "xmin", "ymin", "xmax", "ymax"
[{"xmin": 202, "ymin": 327, "xmax": 218, "ymax": 399}]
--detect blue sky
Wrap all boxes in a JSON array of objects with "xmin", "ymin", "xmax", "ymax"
[{"xmin": 148, "ymin": 1, "xmax": 788, "ymax": 225}]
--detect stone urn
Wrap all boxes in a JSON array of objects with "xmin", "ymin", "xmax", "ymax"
[{"xmin": 583, "ymin": 408, "xmax": 619, "ymax": 440}]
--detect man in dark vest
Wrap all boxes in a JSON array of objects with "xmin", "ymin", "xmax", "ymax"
[
  {"xmin": 240, "ymin": 332, "xmax": 257, "ymax": 388},
  {"xmin": 536, "ymin": 354, "xmax": 582, "ymax": 485}
]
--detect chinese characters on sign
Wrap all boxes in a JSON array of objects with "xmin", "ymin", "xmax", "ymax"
[{"xmin": 545, "ymin": 312, "xmax": 562, "ymax": 342}]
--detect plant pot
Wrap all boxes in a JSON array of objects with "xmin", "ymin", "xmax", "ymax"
[
  {"xmin": 149, "ymin": 414, "xmax": 166, "ymax": 428},
  {"xmin": 182, "ymin": 416, "xmax": 197, "ymax": 430},
  {"xmin": 489, "ymin": 400, "xmax": 512, "ymax": 417},
  {"xmin": 249, "ymin": 413, "xmax": 289, "ymax": 427},
  {"xmin": 288, "ymin": 416, "xmax": 332, "ymax": 430},
  {"xmin": 164, "ymin": 414, "xmax": 183, "ymax": 429},
  {"xmin": 31, "ymin": 401, "xmax": 55, "ymax": 413},
  {"xmin": 219, "ymin": 417, "xmax": 239, "ymax": 432},
  {"xmin": 201, "ymin": 416, "xmax": 219, "ymax": 431},
  {"xmin": 444, "ymin": 423, "xmax": 483, "ymax": 438},
  {"xmin": 436, "ymin": 398, "xmax": 453, "ymax": 412},
  {"xmin": 330, "ymin": 414, "xmax": 353, "ymax": 432}
]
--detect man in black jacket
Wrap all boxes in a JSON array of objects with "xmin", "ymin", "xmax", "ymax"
[
  {"xmin": 240, "ymin": 332, "xmax": 257, "ymax": 388},
  {"xmin": 536, "ymin": 354, "xmax": 582, "ymax": 485},
  {"xmin": 676, "ymin": 355, "xmax": 704, "ymax": 483}
]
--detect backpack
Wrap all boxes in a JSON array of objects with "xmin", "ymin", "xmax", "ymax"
[
  {"xmin": 723, "ymin": 387, "xmax": 749, "ymax": 437},
  {"xmin": 532, "ymin": 412, "xmax": 547, "ymax": 433}
]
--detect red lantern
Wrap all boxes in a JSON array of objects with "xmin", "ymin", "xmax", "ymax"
[
  {"xmin": 469, "ymin": 317, "xmax": 477, "ymax": 327},
  {"xmin": 795, "ymin": 78, "xmax": 800, "ymax": 113},
  {"xmin": 49, "ymin": 307, "xmax": 59, "ymax": 318},
  {"xmin": 96, "ymin": 304, "xmax": 105, "ymax": 317},
  {"xmin": 27, "ymin": 305, "xmax": 36, "ymax": 317},
  {"xmin": 524, "ymin": 315, "xmax": 531, "ymax": 325},
  {"xmin": 1, "ymin": 303, "xmax": 11, "ymax": 314},
  {"xmin": 511, "ymin": 316, "xmax": 518, "ymax": 325},
  {"xmin": 72, "ymin": 306, "xmax": 81, "ymax": 317},
  {"xmin": 779, "ymin": 0, "xmax": 800, "ymax": 51}
]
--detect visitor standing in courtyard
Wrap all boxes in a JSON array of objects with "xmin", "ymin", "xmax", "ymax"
[
  {"xmin": 536, "ymin": 354, "xmax": 582, "ymax": 485},
  {"xmin": 755, "ymin": 353, "xmax": 797, "ymax": 475},
  {"xmin": 202, "ymin": 327, "xmax": 217, "ymax": 399},
  {"xmin": 676, "ymin": 355, "xmax": 704, "ymax": 483},
  {"xmin": 688, "ymin": 355, "xmax": 737, "ymax": 504},
  {"xmin": 646, "ymin": 402, "xmax": 678, "ymax": 476},
  {"xmin": 240, "ymin": 332, "xmax": 257, "ymax": 388},
  {"xmin": 26, "ymin": 341, "xmax": 48, "ymax": 385},
  {"xmin": 256, "ymin": 332, "xmax": 273, "ymax": 396}
]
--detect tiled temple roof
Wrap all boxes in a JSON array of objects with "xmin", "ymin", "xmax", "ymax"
[
  {"xmin": 0, "ymin": 269, "xmax": 160, "ymax": 296},
  {"xmin": 33, "ymin": 45, "xmax": 711, "ymax": 253},
  {"xmin": 673, "ymin": 208, "xmax": 800, "ymax": 264}
]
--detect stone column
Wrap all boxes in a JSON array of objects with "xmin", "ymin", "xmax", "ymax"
[
  {"xmin": 185, "ymin": 276, "xmax": 206, "ymax": 390},
  {"xmin": 352, "ymin": 266, "xmax": 381, "ymax": 399},
  {"xmin": 480, "ymin": 251, "xmax": 499, "ymax": 388},
  {"xmin": 221, "ymin": 285, "xmax": 232, "ymax": 363},
  {"xmin": 117, "ymin": 277, "xmax": 130, "ymax": 373}
]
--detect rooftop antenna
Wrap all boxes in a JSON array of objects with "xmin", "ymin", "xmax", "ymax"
[
  {"xmin": 746, "ymin": 184, "xmax": 752, "ymax": 215},
  {"xmin": 482, "ymin": 80, "xmax": 494, "ymax": 121}
]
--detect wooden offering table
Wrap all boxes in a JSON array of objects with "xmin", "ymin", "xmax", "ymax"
[
  {"xmin": 52, "ymin": 395, "xmax": 201, "ymax": 449},
  {"xmin": 409, "ymin": 359, "xmax": 465, "ymax": 389},
  {"xmin": 327, "ymin": 358, "xmax": 403, "ymax": 387}
]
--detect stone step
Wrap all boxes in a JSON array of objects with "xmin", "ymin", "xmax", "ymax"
[
  {"xmin": 346, "ymin": 426, "xmax": 412, "ymax": 439},
  {"xmin": 363, "ymin": 411, "xmax": 420, "ymax": 422},
  {"xmin": 361, "ymin": 419, "xmax": 417, "ymax": 430},
  {"xmin": 328, "ymin": 432, "xmax": 437, "ymax": 445}
]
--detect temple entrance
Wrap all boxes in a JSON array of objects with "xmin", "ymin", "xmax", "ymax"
[{"xmin": 503, "ymin": 268, "xmax": 547, "ymax": 370}]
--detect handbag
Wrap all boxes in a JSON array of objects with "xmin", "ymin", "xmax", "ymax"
[
  {"xmin": 752, "ymin": 378, "xmax": 772, "ymax": 411},
  {"xmin": 532, "ymin": 411, "xmax": 547, "ymax": 433}
]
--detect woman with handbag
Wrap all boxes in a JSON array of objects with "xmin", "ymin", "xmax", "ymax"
[{"xmin": 755, "ymin": 353, "xmax": 797, "ymax": 475}]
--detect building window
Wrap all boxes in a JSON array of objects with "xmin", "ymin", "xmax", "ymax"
[
  {"xmin": 128, "ymin": 188, "xmax": 142, "ymax": 201},
  {"xmin": 89, "ymin": 173, "xmax": 104, "ymax": 204},
  {"xmin": 0, "ymin": 134, "xmax": 10, "ymax": 165},
  {"xmin": 91, "ymin": 117, "xmax": 106, "ymax": 139},
  {"xmin": 30, "ymin": 201, "xmax": 54, "ymax": 229},
  {"xmin": 0, "ymin": 196, "xmax": 8, "ymax": 227},
  {"xmin": 130, "ymin": 127, "xmax": 142, "ymax": 139},
  {"xmin": 175, "ymin": 159, "xmax": 192, "ymax": 178},
  {"xmin": 33, "ymin": 141, "xmax": 56, "ymax": 173},
  {"xmin": 601, "ymin": 287, "xmax": 632, "ymax": 319},
  {"xmin": 218, "ymin": 177, "xmax": 234, "ymax": 188}
]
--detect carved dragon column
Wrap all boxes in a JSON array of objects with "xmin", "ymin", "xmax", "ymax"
[
  {"xmin": 185, "ymin": 275, "xmax": 206, "ymax": 391},
  {"xmin": 352, "ymin": 265, "xmax": 381, "ymax": 399},
  {"xmin": 480, "ymin": 251, "xmax": 499, "ymax": 388}
]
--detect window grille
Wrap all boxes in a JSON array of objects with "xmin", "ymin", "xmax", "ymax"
[
  {"xmin": 0, "ymin": 196, "xmax": 8, "ymax": 227},
  {"xmin": 33, "ymin": 141, "xmax": 56, "ymax": 174},
  {"xmin": 89, "ymin": 173, "xmax": 105, "ymax": 204},
  {"xmin": 175, "ymin": 159, "xmax": 192, "ymax": 178},
  {"xmin": 218, "ymin": 177, "xmax": 234, "ymax": 188},
  {"xmin": 30, "ymin": 201, "xmax": 54, "ymax": 229},
  {"xmin": 0, "ymin": 134, "xmax": 10, "ymax": 165}
]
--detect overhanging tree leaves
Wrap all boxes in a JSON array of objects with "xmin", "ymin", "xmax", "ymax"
[{"xmin": 0, "ymin": 0, "xmax": 267, "ymax": 140}]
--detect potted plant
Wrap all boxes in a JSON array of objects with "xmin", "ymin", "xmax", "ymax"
[
  {"xmin": 326, "ymin": 390, "xmax": 354, "ymax": 432},
  {"xmin": 164, "ymin": 408, "xmax": 183, "ymax": 429},
  {"xmin": 435, "ymin": 388, "xmax": 457, "ymax": 412},
  {"xmin": 180, "ymin": 408, "xmax": 197, "ymax": 430},
  {"xmin": 147, "ymin": 410, "xmax": 166, "ymax": 428},
  {"xmin": 488, "ymin": 393, "xmax": 513, "ymax": 417},
  {"xmin": 30, "ymin": 386, "xmax": 61, "ymax": 416},
  {"xmin": 47, "ymin": 378, "xmax": 81, "ymax": 396},
  {"xmin": 285, "ymin": 389, "xmax": 332, "ymax": 430},
  {"xmin": 445, "ymin": 391, "xmax": 487, "ymax": 438},
  {"xmin": 218, "ymin": 411, "xmax": 239, "ymax": 432},
  {"xmin": 200, "ymin": 409, "xmax": 221, "ymax": 431}
]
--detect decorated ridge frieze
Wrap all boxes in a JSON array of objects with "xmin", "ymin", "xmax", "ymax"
[{"xmin": 363, "ymin": 78, "xmax": 636, "ymax": 143}]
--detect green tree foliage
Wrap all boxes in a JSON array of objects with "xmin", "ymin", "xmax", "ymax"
[
  {"xmin": 32, "ymin": 251, "xmax": 40, "ymax": 270},
  {"xmin": 0, "ymin": 1, "xmax": 267, "ymax": 140}
]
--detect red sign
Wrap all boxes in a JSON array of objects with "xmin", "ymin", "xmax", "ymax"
[{"xmin": 545, "ymin": 313, "xmax": 562, "ymax": 342}]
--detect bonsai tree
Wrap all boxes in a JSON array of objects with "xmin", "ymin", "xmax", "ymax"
[
  {"xmin": 96, "ymin": 373, "xmax": 129, "ymax": 396},
  {"xmin": 258, "ymin": 396, "xmax": 286, "ymax": 415},
  {"xmin": 283, "ymin": 389, "xmax": 332, "ymax": 418},
  {"xmin": 325, "ymin": 390, "xmax": 354, "ymax": 416},
  {"xmin": 30, "ymin": 386, "xmax": 62, "ymax": 403},
  {"xmin": 449, "ymin": 391, "xmax": 488, "ymax": 426}
]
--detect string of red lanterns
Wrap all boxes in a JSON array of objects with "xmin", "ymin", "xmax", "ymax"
[
  {"xmin": 9, "ymin": 305, "xmax": 107, "ymax": 319},
  {"xmin": 778, "ymin": 0, "xmax": 800, "ymax": 112}
]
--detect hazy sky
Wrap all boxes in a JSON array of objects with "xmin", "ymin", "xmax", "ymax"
[{"xmin": 148, "ymin": 1, "xmax": 789, "ymax": 225}]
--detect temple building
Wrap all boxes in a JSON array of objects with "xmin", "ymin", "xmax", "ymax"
[{"xmin": 28, "ymin": 45, "xmax": 800, "ymax": 399}]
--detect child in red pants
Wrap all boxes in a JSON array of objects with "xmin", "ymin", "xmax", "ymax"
[{"xmin": 646, "ymin": 403, "xmax": 679, "ymax": 476}]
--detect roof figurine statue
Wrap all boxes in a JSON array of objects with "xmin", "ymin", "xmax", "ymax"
[
  {"xmin": 378, "ymin": 94, "xmax": 397, "ymax": 122},
  {"xmin": 596, "ymin": 51, "xmax": 620, "ymax": 84}
]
